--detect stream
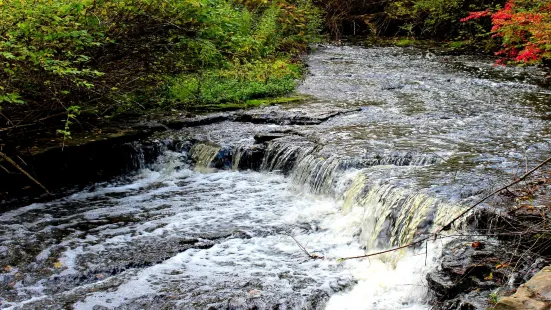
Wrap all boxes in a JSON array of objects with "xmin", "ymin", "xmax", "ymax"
[{"xmin": 1, "ymin": 44, "xmax": 551, "ymax": 309}]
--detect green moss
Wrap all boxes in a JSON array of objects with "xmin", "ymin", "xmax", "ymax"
[
  {"xmin": 244, "ymin": 96, "xmax": 306, "ymax": 107},
  {"xmin": 447, "ymin": 40, "xmax": 471, "ymax": 49},
  {"xmin": 194, "ymin": 96, "xmax": 307, "ymax": 111},
  {"xmin": 395, "ymin": 38, "xmax": 416, "ymax": 47}
]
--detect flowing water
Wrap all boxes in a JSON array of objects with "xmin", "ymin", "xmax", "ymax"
[{"xmin": 1, "ymin": 45, "xmax": 551, "ymax": 309}]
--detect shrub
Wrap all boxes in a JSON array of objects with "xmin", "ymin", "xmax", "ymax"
[
  {"xmin": 0, "ymin": 0, "xmax": 321, "ymax": 135},
  {"xmin": 461, "ymin": 0, "xmax": 551, "ymax": 64},
  {"xmin": 314, "ymin": 0, "xmax": 504, "ymax": 40},
  {"xmin": 169, "ymin": 59, "xmax": 301, "ymax": 106}
]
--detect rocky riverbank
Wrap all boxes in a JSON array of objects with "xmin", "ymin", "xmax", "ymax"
[{"xmin": 2, "ymin": 44, "xmax": 551, "ymax": 309}]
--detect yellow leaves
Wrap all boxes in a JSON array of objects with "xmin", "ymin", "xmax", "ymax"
[
  {"xmin": 484, "ymin": 272, "xmax": 494, "ymax": 281},
  {"xmin": 3, "ymin": 265, "xmax": 12, "ymax": 272},
  {"xmin": 53, "ymin": 261, "xmax": 63, "ymax": 269}
]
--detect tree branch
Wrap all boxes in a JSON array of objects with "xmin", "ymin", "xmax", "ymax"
[{"xmin": 0, "ymin": 151, "xmax": 49, "ymax": 194}]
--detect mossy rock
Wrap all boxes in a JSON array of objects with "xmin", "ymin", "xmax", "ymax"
[{"xmin": 191, "ymin": 96, "xmax": 308, "ymax": 112}]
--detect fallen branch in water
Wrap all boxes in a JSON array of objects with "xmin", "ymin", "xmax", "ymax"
[
  {"xmin": 289, "ymin": 235, "xmax": 325, "ymax": 260},
  {"xmin": 0, "ymin": 151, "xmax": 50, "ymax": 194},
  {"xmin": 336, "ymin": 155, "xmax": 551, "ymax": 262}
]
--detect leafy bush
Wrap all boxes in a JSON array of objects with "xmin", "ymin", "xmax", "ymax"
[
  {"xmin": 314, "ymin": 0, "xmax": 504, "ymax": 40},
  {"xmin": 0, "ymin": 0, "xmax": 321, "ymax": 135},
  {"xmin": 462, "ymin": 0, "xmax": 551, "ymax": 64},
  {"xmin": 169, "ymin": 59, "xmax": 301, "ymax": 106}
]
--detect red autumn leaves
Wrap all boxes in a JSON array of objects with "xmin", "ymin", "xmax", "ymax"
[{"xmin": 461, "ymin": 0, "xmax": 551, "ymax": 64}]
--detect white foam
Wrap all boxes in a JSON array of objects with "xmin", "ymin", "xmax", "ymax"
[{"xmin": 2, "ymin": 157, "xmax": 437, "ymax": 309}]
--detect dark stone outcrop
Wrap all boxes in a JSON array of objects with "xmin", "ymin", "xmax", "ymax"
[
  {"xmin": 163, "ymin": 113, "xmax": 232, "ymax": 129},
  {"xmin": 428, "ymin": 236, "xmax": 551, "ymax": 310},
  {"xmin": 234, "ymin": 107, "xmax": 362, "ymax": 125},
  {"xmin": 233, "ymin": 144, "xmax": 267, "ymax": 171},
  {"xmin": 428, "ymin": 239, "xmax": 507, "ymax": 309}
]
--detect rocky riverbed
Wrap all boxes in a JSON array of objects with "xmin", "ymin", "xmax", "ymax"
[{"xmin": 1, "ymin": 44, "xmax": 551, "ymax": 309}]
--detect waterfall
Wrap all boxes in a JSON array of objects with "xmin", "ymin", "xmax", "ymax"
[
  {"xmin": 231, "ymin": 144, "xmax": 265, "ymax": 171},
  {"xmin": 260, "ymin": 139, "xmax": 316, "ymax": 174},
  {"xmin": 290, "ymin": 155, "xmax": 343, "ymax": 194},
  {"xmin": 182, "ymin": 138, "xmax": 460, "ymax": 256},
  {"xmin": 190, "ymin": 143, "xmax": 221, "ymax": 170},
  {"xmin": 340, "ymin": 172, "xmax": 465, "ymax": 250},
  {"xmin": 127, "ymin": 141, "xmax": 146, "ymax": 170}
]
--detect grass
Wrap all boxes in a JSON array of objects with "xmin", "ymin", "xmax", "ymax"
[
  {"xmin": 198, "ymin": 96, "xmax": 307, "ymax": 111},
  {"xmin": 395, "ymin": 38, "xmax": 417, "ymax": 47},
  {"xmin": 168, "ymin": 58, "xmax": 303, "ymax": 108}
]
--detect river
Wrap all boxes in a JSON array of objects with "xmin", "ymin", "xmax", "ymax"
[{"xmin": 1, "ymin": 44, "xmax": 550, "ymax": 309}]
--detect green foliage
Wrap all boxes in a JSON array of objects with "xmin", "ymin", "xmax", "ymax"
[
  {"xmin": 316, "ymin": 0, "xmax": 504, "ymax": 40},
  {"xmin": 57, "ymin": 106, "xmax": 81, "ymax": 146},
  {"xmin": 395, "ymin": 38, "xmax": 416, "ymax": 47},
  {"xmin": 0, "ymin": 0, "xmax": 321, "ymax": 138},
  {"xmin": 385, "ymin": 0, "xmax": 502, "ymax": 38},
  {"xmin": 489, "ymin": 291, "xmax": 499, "ymax": 304},
  {"xmin": 169, "ymin": 59, "xmax": 301, "ymax": 106},
  {"xmin": 193, "ymin": 96, "xmax": 305, "ymax": 111}
]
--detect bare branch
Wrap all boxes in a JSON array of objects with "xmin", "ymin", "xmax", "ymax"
[
  {"xmin": 289, "ymin": 236, "xmax": 325, "ymax": 260},
  {"xmin": 0, "ymin": 151, "xmax": 49, "ymax": 194}
]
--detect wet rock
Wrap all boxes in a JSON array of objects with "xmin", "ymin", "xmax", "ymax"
[
  {"xmin": 230, "ymin": 230, "xmax": 253, "ymax": 239},
  {"xmin": 163, "ymin": 113, "xmax": 232, "ymax": 129},
  {"xmin": 233, "ymin": 144, "xmax": 266, "ymax": 171},
  {"xmin": 211, "ymin": 146, "xmax": 233, "ymax": 170},
  {"xmin": 427, "ymin": 272, "xmax": 460, "ymax": 299},
  {"xmin": 521, "ymin": 258, "xmax": 548, "ymax": 283},
  {"xmin": 427, "ymin": 239, "xmax": 505, "ymax": 309},
  {"xmin": 440, "ymin": 290, "xmax": 494, "ymax": 310},
  {"xmin": 494, "ymin": 265, "xmax": 551, "ymax": 310},
  {"xmin": 254, "ymin": 133, "xmax": 288, "ymax": 143},
  {"xmin": 1, "ymin": 134, "xmax": 168, "ymax": 208},
  {"xmin": 234, "ymin": 107, "xmax": 361, "ymax": 125},
  {"xmin": 131, "ymin": 121, "xmax": 168, "ymax": 132},
  {"xmin": 196, "ymin": 232, "xmax": 233, "ymax": 240}
]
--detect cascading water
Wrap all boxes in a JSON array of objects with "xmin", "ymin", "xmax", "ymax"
[
  {"xmin": 190, "ymin": 143, "xmax": 222, "ymax": 170},
  {"xmin": 2, "ymin": 44, "xmax": 550, "ymax": 309}
]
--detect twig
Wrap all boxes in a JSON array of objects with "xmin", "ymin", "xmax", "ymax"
[
  {"xmin": 0, "ymin": 164, "xmax": 11, "ymax": 174},
  {"xmin": 0, "ymin": 112, "xmax": 67, "ymax": 132},
  {"xmin": 0, "ymin": 151, "xmax": 49, "ymax": 194},
  {"xmin": 289, "ymin": 236, "xmax": 324, "ymax": 260},
  {"xmin": 338, "ymin": 156, "xmax": 551, "ymax": 261},
  {"xmin": 504, "ymin": 187, "xmax": 519, "ymax": 197}
]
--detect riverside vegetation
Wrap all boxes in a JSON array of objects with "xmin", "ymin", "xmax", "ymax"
[
  {"xmin": 1, "ymin": 1, "xmax": 551, "ymax": 309},
  {"xmin": 1, "ymin": 0, "xmax": 550, "ymax": 144},
  {"xmin": 0, "ymin": 0, "xmax": 321, "ymax": 142}
]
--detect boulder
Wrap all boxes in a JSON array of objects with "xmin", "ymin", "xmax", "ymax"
[{"xmin": 494, "ymin": 265, "xmax": 551, "ymax": 310}]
